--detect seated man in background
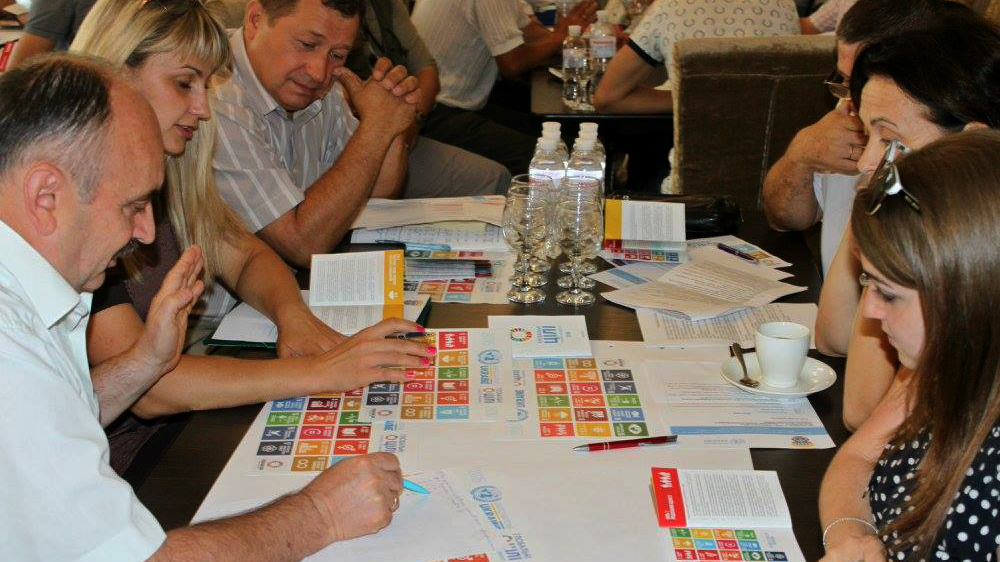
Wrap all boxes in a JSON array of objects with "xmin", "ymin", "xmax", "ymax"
[
  {"xmin": 593, "ymin": 0, "xmax": 800, "ymax": 114},
  {"xmin": 344, "ymin": 0, "xmax": 512, "ymax": 194},
  {"xmin": 1, "ymin": 53, "xmax": 403, "ymax": 562},
  {"xmin": 213, "ymin": 0, "xmax": 501, "ymax": 267},
  {"xmin": 6, "ymin": 0, "xmax": 94, "ymax": 69},
  {"xmin": 411, "ymin": 0, "xmax": 597, "ymax": 175},
  {"xmin": 762, "ymin": 0, "xmax": 970, "ymax": 280}
]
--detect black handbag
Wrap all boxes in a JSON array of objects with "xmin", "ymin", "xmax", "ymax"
[{"xmin": 605, "ymin": 192, "xmax": 741, "ymax": 236}]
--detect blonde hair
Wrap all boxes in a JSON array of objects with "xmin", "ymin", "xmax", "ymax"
[{"xmin": 71, "ymin": 0, "xmax": 245, "ymax": 281}]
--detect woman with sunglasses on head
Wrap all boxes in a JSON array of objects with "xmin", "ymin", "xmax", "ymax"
[
  {"xmin": 71, "ymin": 0, "xmax": 433, "ymax": 474},
  {"xmin": 818, "ymin": 128, "xmax": 1000, "ymax": 562},
  {"xmin": 812, "ymin": 18, "xmax": 1000, "ymax": 431}
]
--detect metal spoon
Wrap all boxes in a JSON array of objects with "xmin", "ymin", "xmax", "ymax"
[{"xmin": 730, "ymin": 343, "xmax": 759, "ymax": 388}]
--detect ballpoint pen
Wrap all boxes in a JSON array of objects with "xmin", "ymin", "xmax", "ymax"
[
  {"xmin": 403, "ymin": 478, "xmax": 430, "ymax": 494},
  {"xmin": 572, "ymin": 435, "xmax": 678, "ymax": 452},
  {"xmin": 716, "ymin": 242, "xmax": 759, "ymax": 263}
]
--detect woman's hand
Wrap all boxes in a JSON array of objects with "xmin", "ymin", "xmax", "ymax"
[
  {"xmin": 820, "ymin": 533, "xmax": 887, "ymax": 562},
  {"xmin": 304, "ymin": 318, "xmax": 436, "ymax": 392}
]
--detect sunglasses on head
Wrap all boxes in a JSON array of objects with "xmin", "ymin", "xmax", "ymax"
[
  {"xmin": 866, "ymin": 140, "xmax": 921, "ymax": 215},
  {"xmin": 824, "ymin": 69, "xmax": 850, "ymax": 100}
]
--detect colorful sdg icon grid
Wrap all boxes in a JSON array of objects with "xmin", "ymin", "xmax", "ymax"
[
  {"xmin": 615, "ymin": 248, "xmax": 681, "ymax": 263},
  {"xmin": 669, "ymin": 528, "xmax": 789, "ymax": 561},
  {"xmin": 255, "ymin": 391, "xmax": 369, "ymax": 472},
  {"xmin": 364, "ymin": 330, "xmax": 475, "ymax": 420},
  {"xmin": 532, "ymin": 357, "xmax": 648, "ymax": 438}
]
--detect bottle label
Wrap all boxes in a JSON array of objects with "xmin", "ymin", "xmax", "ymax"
[
  {"xmin": 530, "ymin": 168, "xmax": 567, "ymax": 187},
  {"xmin": 591, "ymin": 36, "xmax": 616, "ymax": 59},
  {"xmin": 562, "ymin": 48, "xmax": 584, "ymax": 69}
]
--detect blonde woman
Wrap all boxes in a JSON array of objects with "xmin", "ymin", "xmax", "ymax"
[{"xmin": 72, "ymin": 0, "xmax": 433, "ymax": 473}]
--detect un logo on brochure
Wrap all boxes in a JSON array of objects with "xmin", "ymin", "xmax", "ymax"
[
  {"xmin": 478, "ymin": 349, "xmax": 501, "ymax": 364},
  {"xmin": 471, "ymin": 485, "xmax": 502, "ymax": 502}
]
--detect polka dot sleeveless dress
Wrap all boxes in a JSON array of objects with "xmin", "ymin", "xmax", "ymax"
[{"xmin": 869, "ymin": 426, "xmax": 1000, "ymax": 561}]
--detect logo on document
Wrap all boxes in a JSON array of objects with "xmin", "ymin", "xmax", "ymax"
[
  {"xmin": 471, "ymin": 485, "xmax": 503, "ymax": 502},
  {"xmin": 509, "ymin": 327, "xmax": 533, "ymax": 342}
]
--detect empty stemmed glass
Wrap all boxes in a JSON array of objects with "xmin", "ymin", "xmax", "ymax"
[
  {"xmin": 557, "ymin": 176, "xmax": 602, "ymax": 288},
  {"xmin": 503, "ymin": 176, "xmax": 551, "ymax": 303},
  {"xmin": 508, "ymin": 174, "xmax": 553, "ymax": 275},
  {"xmin": 555, "ymin": 199, "xmax": 603, "ymax": 306}
]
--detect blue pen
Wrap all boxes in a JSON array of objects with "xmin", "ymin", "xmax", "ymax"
[
  {"xmin": 716, "ymin": 242, "xmax": 759, "ymax": 263},
  {"xmin": 403, "ymin": 478, "xmax": 430, "ymax": 494}
]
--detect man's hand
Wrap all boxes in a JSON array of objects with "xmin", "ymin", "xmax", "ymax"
[
  {"xmin": 787, "ymin": 102, "xmax": 868, "ymax": 175},
  {"xmin": 304, "ymin": 318, "xmax": 437, "ymax": 392},
  {"xmin": 556, "ymin": 0, "xmax": 598, "ymax": 32},
  {"xmin": 334, "ymin": 65, "xmax": 418, "ymax": 137},
  {"xmin": 370, "ymin": 57, "xmax": 422, "ymax": 105},
  {"xmin": 133, "ymin": 245, "xmax": 205, "ymax": 377},
  {"xmin": 300, "ymin": 452, "xmax": 403, "ymax": 543},
  {"xmin": 275, "ymin": 308, "xmax": 347, "ymax": 358}
]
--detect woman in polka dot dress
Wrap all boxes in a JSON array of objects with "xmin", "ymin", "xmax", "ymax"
[{"xmin": 817, "ymin": 129, "xmax": 1000, "ymax": 562}]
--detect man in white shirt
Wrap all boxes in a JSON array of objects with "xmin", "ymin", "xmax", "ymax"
[
  {"xmin": 412, "ymin": 0, "xmax": 596, "ymax": 175},
  {"xmin": 0, "ymin": 54, "xmax": 403, "ymax": 562}
]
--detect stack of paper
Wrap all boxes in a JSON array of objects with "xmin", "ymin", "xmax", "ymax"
[
  {"xmin": 405, "ymin": 259, "xmax": 491, "ymax": 281},
  {"xmin": 603, "ymin": 200, "xmax": 687, "ymax": 263},
  {"xmin": 602, "ymin": 247, "xmax": 805, "ymax": 320},
  {"xmin": 350, "ymin": 196, "xmax": 505, "ymax": 229}
]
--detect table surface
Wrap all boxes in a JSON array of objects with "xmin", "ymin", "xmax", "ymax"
[
  {"xmin": 136, "ymin": 216, "xmax": 848, "ymax": 561},
  {"xmin": 530, "ymin": 68, "xmax": 674, "ymax": 121}
]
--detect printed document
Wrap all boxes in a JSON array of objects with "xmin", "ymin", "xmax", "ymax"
[
  {"xmin": 645, "ymin": 360, "xmax": 833, "ymax": 448},
  {"xmin": 351, "ymin": 224, "xmax": 510, "ymax": 252},
  {"xmin": 487, "ymin": 315, "xmax": 592, "ymax": 357},
  {"xmin": 637, "ymin": 303, "xmax": 818, "ymax": 347},
  {"xmin": 309, "ymin": 250, "xmax": 404, "ymax": 307},
  {"xmin": 602, "ymin": 258, "xmax": 805, "ymax": 320},
  {"xmin": 350, "ymin": 196, "xmax": 506, "ymax": 229}
]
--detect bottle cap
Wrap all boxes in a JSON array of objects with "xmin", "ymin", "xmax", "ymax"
[
  {"xmin": 542, "ymin": 121, "xmax": 561, "ymax": 132},
  {"xmin": 540, "ymin": 137, "xmax": 558, "ymax": 150},
  {"xmin": 580, "ymin": 122, "xmax": 598, "ymax": 132},
  {"xmin": 575, "ymin": 137, "xmax": 595, "ymax": 151},
  {"xmin": 542, "ymin": 130, "xmax": 561, "ymax": 140},
  {"xmin": 568, "ymin": 25, "xmax": 581, "ymax": 36}
]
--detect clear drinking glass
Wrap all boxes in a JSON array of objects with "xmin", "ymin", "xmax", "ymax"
[
  {"xmin": 574, "ymin": 53, "xmax": 595, "ymax": 112},
  {"xmin": 557, "ymin": 177, "xmax": 602, "ymax": 285},
  {"xmin": 555, "ymin": 200, "xmax": 603, "ymax": 306},
  {"xmin": 504, "ymin": 176, "xmax": 552, "ymax": 303}
]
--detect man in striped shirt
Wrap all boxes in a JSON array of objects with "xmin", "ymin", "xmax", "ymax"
[{"xmin": 213, "ymin": 0, "xmax": 498, "ymax": 267}]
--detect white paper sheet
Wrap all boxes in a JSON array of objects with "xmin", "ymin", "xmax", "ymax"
[
  {"xmin": 645, "ymin": 360, "xmax": 834, "ymax": 449},
  {"xmin": 351, "ymin": 224, "xmax": 511, "ymax": 252},
  {"xmin": 603, "ymin": 259, "xmax": 805, "ymax": 320},
  {"xmin": 589, "ymin": 261, "xmax": 677, "ymax": 289},
  {"xmin": 637, "ymin": 303, "xmax": 818, "ymax": 348},
  {"xmin": 210, "ymin": 291, "xmax": 429, "ymax": 344},
  {"xmin": 487, "ymin": 315, "xmax": 592, "ymax": 357},
  {"xmin": 350, "ymin": 196, "xmax": 506, "ymax": 229},
  {"xmin": 687, "ymin": 235, "xmax": 792, "ymax": 268}
]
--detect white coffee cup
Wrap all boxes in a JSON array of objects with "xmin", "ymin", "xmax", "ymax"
[{"xmin": 754, "ymin": 321, "xmax": 810, "ymax": 388}]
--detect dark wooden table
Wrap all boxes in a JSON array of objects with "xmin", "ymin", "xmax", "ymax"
[
  {"xmin": 136, "ymin": 215, "xmax": 848, "ymax": 561},
  {"xmin": 530, "ymin": 68, "xmax": 674, "ymax": 121}
]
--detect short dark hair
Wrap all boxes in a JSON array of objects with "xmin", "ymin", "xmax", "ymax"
[
  {"xmin": 850, "ymin": 18, "xmax": 1000, "ymax": 130},
  {"xmin": 258, "ymin": 0, "xmax": 364, "ymax": 20},
  {"xmin": 0, "ymin": 54, "xmax": 115, "ymax": 199},
  {"xmin": 836, "ymin": 0, "xmax": 973, "ymax": 46}
]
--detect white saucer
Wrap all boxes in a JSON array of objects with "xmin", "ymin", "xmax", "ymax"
[{"xmin": 721, "ymin": 353, "xmax": 836, "ymax": 398}]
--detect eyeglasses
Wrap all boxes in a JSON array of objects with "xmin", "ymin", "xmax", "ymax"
[
  {"xmin": 824, "ymin": 69, "xmax": 850, "ymax": 100},
  {"xmin": 866, "ymin": 140, "xmax": 920, "ymax": 215}
]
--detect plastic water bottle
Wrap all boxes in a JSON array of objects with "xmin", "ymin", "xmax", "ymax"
[
  {"xmin": 589, "ymin": 11, "xmax": 615, "ymax": 91},
  {"xmin": 567, "ymin": 137, "xmax": 605, "ymax": 192},
  {"xmin": 556, "ymin": 0, "xmax": 576, "ymax": 23},
  {"xmin": 535, "ymin": 130, "xmax": 569, "ymax": 161},
  {"xmin": 561, "ymin": 25, "xmax": 586, "ymax": 108},
  {"xmin": 577, "ymin": 123, "xmax": 606, "ymax": 171},
  {"xmin": 529, "ymin": 137, "xmax": 567, "ymax": 256}
]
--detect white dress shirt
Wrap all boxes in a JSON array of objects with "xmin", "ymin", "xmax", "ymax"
[
  {"xmin": 0, "ymin": 220, "xmax": 165, "ymax": 562},
  {"xmin": 412, "ymin": 0, "xmax": 531, "ymax": 111}
]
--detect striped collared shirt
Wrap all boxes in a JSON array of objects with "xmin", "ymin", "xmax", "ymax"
[{"xmin": 212, "ymin": 28, "xmax": 359, "ymax": 233}]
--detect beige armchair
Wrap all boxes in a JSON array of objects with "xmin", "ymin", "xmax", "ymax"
[{"xmin": 670, "ymin": 35, "xmax": 836, "ymax": 214}]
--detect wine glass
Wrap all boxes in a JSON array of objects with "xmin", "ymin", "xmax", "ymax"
[
  {"xmin": 555, "ymin": 200, "xmax": 603, "ymax": 306},
  {"xmin": 510, "ymin": 174, "xmax": 554, "ymax": 276},
  {"xmin": 503, "ymin": 178, "xmax": 551, "ymax": 303},
  {"xmin": 557, "ymin": 177, "xmax": 602, "ymax": 287},
  {"xmin": 575, "ymin": 53, "xmax": 595, "ymax": 112}
]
